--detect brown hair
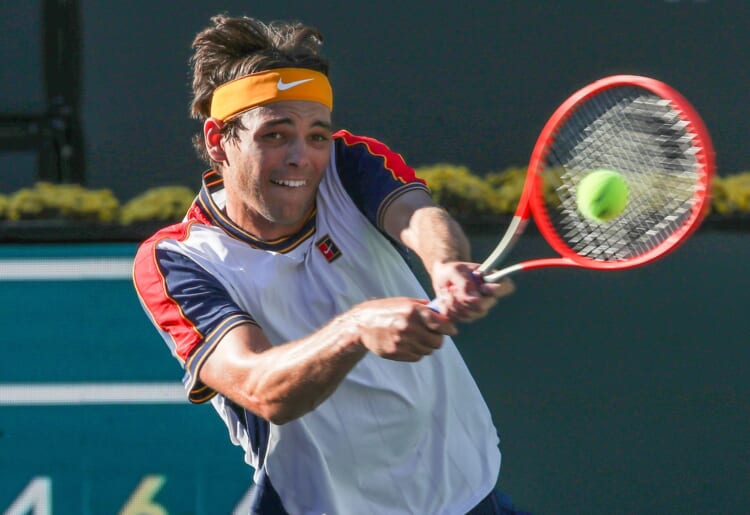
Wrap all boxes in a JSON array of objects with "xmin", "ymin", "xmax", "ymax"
[{"xmin": 189, "ymin": 15, "xmax": 329, "ymax": 165}]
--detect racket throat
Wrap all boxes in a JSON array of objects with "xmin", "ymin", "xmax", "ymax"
[{"xmin": 477, "ymin": 216, "xmax": 528, "ymax": 275}]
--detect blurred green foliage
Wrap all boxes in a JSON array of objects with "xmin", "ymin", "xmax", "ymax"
[
  {"xmin": 119, "ymin": 186, "xmax": 196, "ymax": 225},
  {"xmin": 0, "ymin": 168, "xmax": 748, "ymax": 226},
  {"xmin": 712, "ymin": 172, "xmax": 750, "ymax": 215},
  {"xmin": 0, "ymin": 182, "xmax": 195, "ymax": 225},
  {"xmin": 4, "ymin": 182, "xmax": 119, "ymax": 222},
  {"xmin": 415, "ymin": 164, "xmax": 750, "ymax": 220},
  {"xmin": 415, "ymin": 164, "xmax": 506, "ymax": 217}
]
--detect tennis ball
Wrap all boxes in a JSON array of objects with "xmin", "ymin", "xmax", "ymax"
[{"xmin": 576, "ymin": 169, "xmax": 629, "ymax": 222}]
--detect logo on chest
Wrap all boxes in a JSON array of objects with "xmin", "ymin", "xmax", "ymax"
[{"xmin": 315, "ymin": 234, "xmax": 342, "ymax": 263}]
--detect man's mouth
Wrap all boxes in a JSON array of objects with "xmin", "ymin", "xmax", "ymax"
[{"xmin": 271, "ymin": 179, "xmax": 307, "ymax": 188}]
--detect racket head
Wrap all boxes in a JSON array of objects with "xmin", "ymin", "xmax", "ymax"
[{"xmin": 525, "ymin": 75, "xmax": 714, "ymax": 271}]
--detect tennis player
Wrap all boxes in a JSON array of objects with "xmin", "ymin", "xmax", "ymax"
[{"xmin": 133, "ymin": 14, "xmax": 526, "ymax": 515}]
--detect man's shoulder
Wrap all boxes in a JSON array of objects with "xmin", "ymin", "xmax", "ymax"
[
  {"xmin": 135, "ymin": 198, "xmax": 211, "ymax": 251},
  {"xmin": 332, "ymin": 129, "xmax": 389, "ymax": 153},
  {"xmin": 331, "ymin": 130, "xmax": 423, "ymax": 188},
  {"xmin": 138, "ymin": 221, "xmax": 190, "ymax": 247},
  {"xmin": 133, "ymin": 221, "xmax": 193, "ymax": 271}
]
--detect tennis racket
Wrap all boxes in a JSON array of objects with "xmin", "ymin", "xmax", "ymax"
[{"xmin": 432, "ymin": 75, "xmax": 714, "ymax": 307}]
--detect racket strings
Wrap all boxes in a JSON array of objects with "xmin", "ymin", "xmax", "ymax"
[{"xmin": 540, "ymin": 87, "xmax": 704, "ymax": 262}]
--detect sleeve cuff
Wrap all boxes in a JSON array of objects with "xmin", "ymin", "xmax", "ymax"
[{"xmin": 182, "ymin": 313, "xmax": 257, "ymax": 404}]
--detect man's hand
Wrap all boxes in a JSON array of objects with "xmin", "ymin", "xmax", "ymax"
[
  {"xmin": 381, "ymin": 189, "xmax": 516, "ymax": 322},
  {"xmin": 430, "ymin": 261, "xmax": 515, "ymax": 322},
  {"xmin": 347, "ymin": 297, "xmax": 458, "ymax": 361}
]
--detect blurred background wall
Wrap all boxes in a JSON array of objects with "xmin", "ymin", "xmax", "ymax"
[{"xmin": 1, "ymin": 0, "xmax": 748, "ymax": 199}]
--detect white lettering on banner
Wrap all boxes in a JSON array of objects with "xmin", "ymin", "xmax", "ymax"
[
  {"xmin": 3, "ymin": 477, "xmax": 51, "ymax": 515},
  {"xmin": 2, "ymin": 477, "xmax": 254, "ymax": 513},
  {"xmin": 119, "ymin": 476, "xmax": 168, "ymax": 515}
]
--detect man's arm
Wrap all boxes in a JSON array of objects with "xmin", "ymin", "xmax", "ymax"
[
  {"xmin": 382, "ymin": 189, "xmax": 515, "ymax": 321},
  {"xmin": 199, "ymin": 297, "xmax": 456, "ymax": 425}
]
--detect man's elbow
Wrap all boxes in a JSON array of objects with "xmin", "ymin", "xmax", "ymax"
[
  {"xmin": 251, "ymin": 396, "xmax": 316, "ymax": 426},
  {"xmin": 266, "ymin": 410, "xmax": 296, "ymax": 426}
]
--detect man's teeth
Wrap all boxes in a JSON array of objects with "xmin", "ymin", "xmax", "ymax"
[{"xmin": 272, "ymin": 179, "xmax": 307, "ymax": 187}]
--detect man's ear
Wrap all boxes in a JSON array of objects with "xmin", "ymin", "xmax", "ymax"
[{"xmin": 204, "ymin": 118, "xmax": 227, "ymax": 162}]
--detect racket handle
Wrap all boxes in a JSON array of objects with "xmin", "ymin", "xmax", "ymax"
[
  {"xmin": 426, "ymin": 298, "xmax": 441, "ymax": 312},
  {"xmin": 426, "ymin": 271, "xmax": 485, "ymax": 313}
]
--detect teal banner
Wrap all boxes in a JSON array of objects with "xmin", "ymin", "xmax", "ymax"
[{"xmin": 1, "ymin": 234, "xmax": 748, "ymax": 513}]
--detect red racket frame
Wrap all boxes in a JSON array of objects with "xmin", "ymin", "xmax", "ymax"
[{"xmin": 511, "ymin": 75, "xmax": 715, "ymax": 275}]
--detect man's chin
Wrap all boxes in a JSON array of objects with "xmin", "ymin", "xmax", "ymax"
[{"xmin": 269, "ymin": 209, "xmax": 315, "ymax": 233}]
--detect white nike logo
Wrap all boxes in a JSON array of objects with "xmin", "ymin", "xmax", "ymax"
[{"xmin": 277, "ymin": 78, "xmax": 314, "ymax": 91}]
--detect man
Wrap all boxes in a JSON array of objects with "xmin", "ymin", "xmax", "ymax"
[{"xmin": 134, "ymin": 14, "xmax": 521, "ymax": 514}]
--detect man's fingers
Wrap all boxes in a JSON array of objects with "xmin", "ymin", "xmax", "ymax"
[
  {"xmin": 479, "ymin": 278, "xmax": 515, "ymax": 298},
  {"xmin": 417, "ymin": 304, "xmax": 458, "ymax": 337}
]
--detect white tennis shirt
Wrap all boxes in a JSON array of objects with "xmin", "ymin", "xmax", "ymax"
[{"xmin": 134, "ymin": 130, "xmax": 501, "ymax": 514}]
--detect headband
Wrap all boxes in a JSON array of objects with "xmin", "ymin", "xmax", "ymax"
[{"xmin": 210, "ymin": 67, "xmax": 333, "ymax": 121}]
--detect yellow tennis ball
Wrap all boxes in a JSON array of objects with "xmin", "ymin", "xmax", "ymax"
[{"xmin": 576, "ymin": 169, "xmax": 629, "ymax": 222}]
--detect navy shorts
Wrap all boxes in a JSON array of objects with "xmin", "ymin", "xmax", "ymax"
[{"xmin": 467, "ymin": 490, "xmax": 531, "ymax": 515}]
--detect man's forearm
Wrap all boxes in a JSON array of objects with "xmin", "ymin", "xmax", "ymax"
[
  {"xmin": 399, "ymin": 206, "xmax": 472, "ymax": 276},
  {"xmin": 201, "ymin": 314, "xmax": 368, "ymax": 425}
]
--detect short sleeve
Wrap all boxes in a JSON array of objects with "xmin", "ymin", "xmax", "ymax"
[
  {"xmin": 333, "ymin": 130, "xmax": 430, "ymax": 229},
  {"xmin": 134, "ymin": 234, "xmax": 256, "ymax": 403}
]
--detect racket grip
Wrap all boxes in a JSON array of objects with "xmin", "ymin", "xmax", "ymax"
[
  {"xmin": 426, "ymin": 298, "xmax": 441, "ymax": 312},
  {"xmin": 426, "ymin": 271, "xmax": 485, "ymax": 313}
]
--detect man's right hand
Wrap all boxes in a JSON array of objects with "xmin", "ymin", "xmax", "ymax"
[{"xmin": 347, "ymin": 297, "xmax": 458, "ymax": 362}]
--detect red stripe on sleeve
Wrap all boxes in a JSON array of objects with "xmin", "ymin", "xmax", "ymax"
[
  {"xmin": 133, "ymin": 223, "xmax": 203, "ymax": 363},
  {"xmin": 334, "ymin": 129, "xmax": 425, "ymax": 185}
]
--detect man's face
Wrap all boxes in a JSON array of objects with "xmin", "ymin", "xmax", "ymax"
[{"xmin": 220, "ymin": 100, "xmax": 333, "ymax": 240}]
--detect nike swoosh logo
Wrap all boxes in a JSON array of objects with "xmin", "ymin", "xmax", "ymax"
[{"xmin": 277, "ymin": 78, "xmax": 314, "ymax": 91}]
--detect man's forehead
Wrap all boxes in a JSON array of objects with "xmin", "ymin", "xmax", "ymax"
[{"xmin": 247, "ymin": 100, "xmax": 332, "ymax": 125}]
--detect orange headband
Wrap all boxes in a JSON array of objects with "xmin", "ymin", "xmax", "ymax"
[{"xmin": 210, "ymin": 67, "xmax": 333, "ymax": 121}]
